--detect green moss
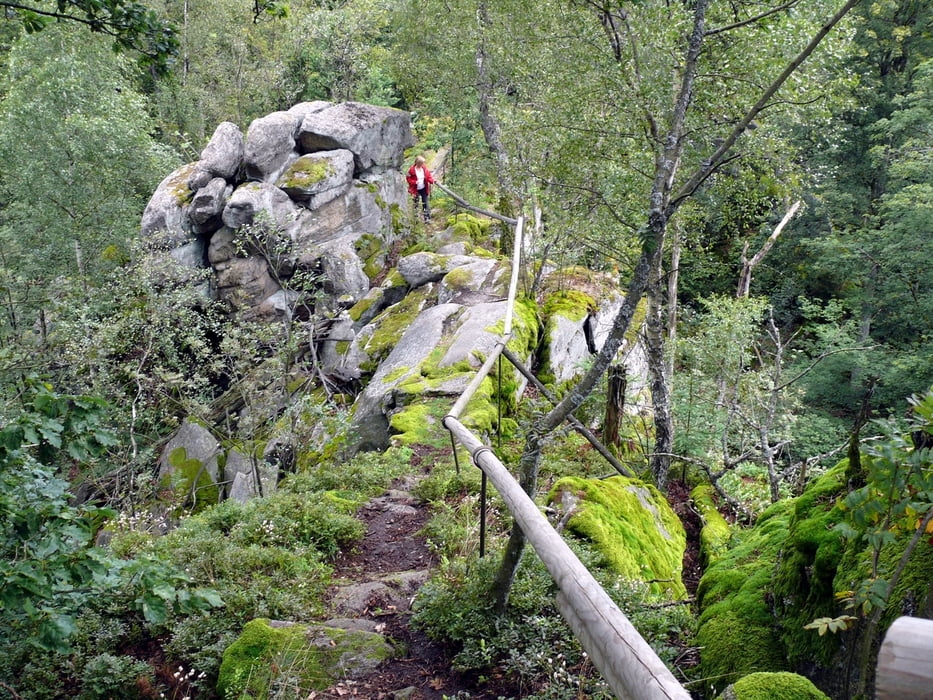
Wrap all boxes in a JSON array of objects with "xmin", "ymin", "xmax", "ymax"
[
  {"xmin": 719, "ymin": 672, "xmax": 829, "ymax": 700},
  {"xmin": 548, "ymin": 475, "xmax": 687, "ymax": 598},
  {"xmin": 695, "ymin": 498, "xmax": 796, "ymax": 694},
  {"xmin": 771, "ymin": 463, "xmax": 849, "ymax": 667},
  {"xmin": 691, "ymin": 484, "xmax": 732, "ymax": 567},
  {"xmin": 442, "ymin": 265, "xmax": 477, "ymax": 290},
  {"xmin": 542, "ymin": 289, "xmax": 595, "ymax": 323},
  {"xmin": 355, "ymin": 233, "xmax": 385, "ymax": 281},
  {"xmin": 697, "ymin": 612, "xmax": 787, "ymax": 692},
  {"xmin": 279, "ymin": 157, "xmax": 332, "ymax": 189},
  {"xmin": 362, "ymin": 287, "xmax": 431, "ymax": 366},
  {"xmin": 162, "ymin": 446, "xmax": 219, "ymax": 513},
  {"xmin": 388, "ymin": 397, "xmax": 451, "ymax": 449},
  {"xmin": 165, "ymin": 162, "xmax": 196, "ymax": 206},
  {"xmin": 447, "ymin": 213, "xmax": 491, "ymax": 244},
  {"xmin": 217, "ymin": 619, "xmax": 394, "ymax": 698}
]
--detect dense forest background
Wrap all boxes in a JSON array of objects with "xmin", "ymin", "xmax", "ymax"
[{"xmin": 0, "ymin": 0, "xmax": 931, "ymax": 698}]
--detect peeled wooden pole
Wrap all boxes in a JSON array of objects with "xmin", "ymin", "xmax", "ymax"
[
  {"xmin": 442, "ymin": 415, "xmax": 691, "ymax": 700},
  {"xmin": 876, "ymin": 616, "xmax": 933, "ymax": 699}
]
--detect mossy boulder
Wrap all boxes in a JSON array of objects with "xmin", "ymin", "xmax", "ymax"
[
  {"xmin": 716, "ymin": 672, "xmax": 830, "ymax": 700},
  {"xmin": 695, "ymin": 457, "xmax": 933, "ymax": 697},
  {"xmin": 771, "ymin": 464, "xmax": 849, "ymax": 668},
  {"xmin": 691, "ymin": 484, "xmax": 732, "ymax": 567},
  {"xmin": 548, "ymin": 475, "xmax": 686, "ymax": 598},
  {"xmin": 160, "ymin": 446, "xmax": 220, "ymax": 514},
  {"xmin": 217, "ymin": 618, "xmax": 395, "ymax": 698},
  {"xmin": 695, "ymin": 498, "xmax": 796, "ymax": 695}
]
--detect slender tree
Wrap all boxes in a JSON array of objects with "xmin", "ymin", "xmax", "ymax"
[{"xmin": 491, "ymin": 0, "xmax": 862, "ymax": 608}]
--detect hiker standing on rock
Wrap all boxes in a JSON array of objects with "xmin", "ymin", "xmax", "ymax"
[{"xmin": 406, "ymin": 155, "xmax": 435, "ymax": 221}]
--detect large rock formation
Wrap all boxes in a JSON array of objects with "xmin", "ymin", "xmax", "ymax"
[
  {"xmin": 141, "ymin": 100, "xmax": 412, "ymax": 316},
  {"xmin": 144, "ymin": 102, "xmax": 650, "ymax": 504}
]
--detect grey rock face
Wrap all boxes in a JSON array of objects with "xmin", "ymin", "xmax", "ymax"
[
  {"xmin": 276, "ymin": 149, "xmax": 354, "ymax": 209},
  {"xmin": 243, "ymin": 110, "xmax": 301, "ymax": 182},
  {"xmin": 200, "ymin": 121, "xmax": 244, "ymax": 180},
  {"xmin": 297, "ymin": 101, "xmax": 414, "ymax": 171}
]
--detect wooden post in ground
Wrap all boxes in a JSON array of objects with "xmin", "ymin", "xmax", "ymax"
[
  {"xmin": 603, "ymin": 364, "xmax": 627, "ymax": 452},
  {"xmin": 876, "ymin": 616, "xmax": 933, "ymax": 699}
]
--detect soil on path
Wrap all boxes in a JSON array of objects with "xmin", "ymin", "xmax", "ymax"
[{"xmin": 312, "ymin": 463, "xmax": 501, "ymax": 700}]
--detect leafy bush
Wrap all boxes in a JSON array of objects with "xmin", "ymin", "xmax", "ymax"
[
  {"xmin": 77, "ymin": 654, "xmax": 154, "ymax": 700},
  {"xmin": 413, "ymin": 542, "xmax": 693, "ymax": 698}
]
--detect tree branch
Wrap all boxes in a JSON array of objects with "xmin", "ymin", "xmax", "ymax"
[
  {"xmin": 706, "ymin": 0, "xmax": 804, "ymax": 37},
  {"xmin": 670, "ymin": 0, "xmax": 863, "ymax": 213}
]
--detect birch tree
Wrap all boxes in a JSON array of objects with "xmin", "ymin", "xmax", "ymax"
[{"xmin": 488, "ymin": 0, "xmax": 862, "ymax": 608}]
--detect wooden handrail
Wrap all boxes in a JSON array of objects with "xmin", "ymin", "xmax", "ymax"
[
  {"xmin": 437, "ymin": 192, "xmax": 689, "ymax": 698},
  {"xmin": 442, "ymin": 415, "xmax": 691, "ymax": 700},
  {"xmin": 876, "ymin": 616, "xmax": 933, "ymax": 699}
]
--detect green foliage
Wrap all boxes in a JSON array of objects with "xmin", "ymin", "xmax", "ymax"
[
  {"xmin": 0, "ymin": 382, "xmax": 221, "ymax": 659},
  {"xmin": 0, "ymin": 24, "xmax": 179, "ymax": 285},
  {"xmin": 833, "ymin": 389, "xmax": 933, "ymax": 616},
  {"xmin": 6, "ymin": 0, "xmax": 178, "ymax": 74},
  {"xmin": 413, "ymin": 544, "xmax": 692, "ymax": 697},
  {"xmin": 76, "ymin": 653, "xmax": 153, "ymax": 700}
]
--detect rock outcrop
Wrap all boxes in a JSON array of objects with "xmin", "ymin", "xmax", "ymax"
[
  {"xmin": 141, "ymin": 100, "xmax": 412, "ymax": 316},
  {"xmin": 144, "ymin": 101, "xmax": 651, "ymax": 505}
]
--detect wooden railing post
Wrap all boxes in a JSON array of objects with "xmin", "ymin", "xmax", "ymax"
[{"xmin": 876, "ymin": 616, "xmax": 933, "ymax": 699}]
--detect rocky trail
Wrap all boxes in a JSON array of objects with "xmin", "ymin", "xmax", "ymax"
[{"xmin": 312, "ymin": 469, "xmax": 489, "ymax": 699}]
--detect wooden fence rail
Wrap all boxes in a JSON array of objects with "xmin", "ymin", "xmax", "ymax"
[{"xmin": 442, "ymin": 415, "xmax": 692, "ymax": 700}]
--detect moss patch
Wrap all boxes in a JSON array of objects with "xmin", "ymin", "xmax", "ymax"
[
  {"xmin": 217, "ymin": 619, "xmax": 394, "ymax": 698},
  {"xmin": 548, "ymin": 475, "xmax": 687, "ymax": 598},
  {"xmin": 542, "ymin": 288, "xmax": 595, "ymax": 323},
  {"xmin": 162, "ymin": 446, "xmax": 219, "ymax": 514},
  {"xmin": 355, "ymin": 233, "xmax": 386, "ymax": 281},
  {"xmin": 771, "ymin": 463, "xmax": 848, "ymax": 667},
  {"xmin": 360, "ymin": 287, "xmax": 432, "ymax": 371},
  {"xmin": 447, "ymin": 213, "xmax": 491, "ymax": 244},
  {"xmin": 695, "ymin": 498, "xmax": 796, "ymax": 694},
  {"xmin": 717, "ymin": 672, "xmax": 830, "ymax": 700},
  {"xmin": 389, "ymin": 398, "xmax": 450, "ymax": 448},
  {"xmin": 692, "ymin": 484, "xmax": 732, "ymax": 567},
  {"xmin": 278, "ymin": 157, "xmax": 332, "ymax": 189}
]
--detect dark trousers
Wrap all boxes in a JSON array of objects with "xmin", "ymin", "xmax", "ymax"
[{"xmin": 415, "ymin": 187, "xmax": 430, "ymax": 219}]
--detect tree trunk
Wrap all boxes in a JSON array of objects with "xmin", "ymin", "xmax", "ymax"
[
  {"xmin": 646, "ymin": 252, "xmax": 673, "ymax": 491},
  {"xmin": 490, "ymin": 0, "xmax": 860, "ymax": 609},
  {"xmin": 475, "ymin": 0, "xmax": 519, "ymax": 248},
  {"xmin": 603, "ymin": 365, "xmax": 627, "ymax": 451}
]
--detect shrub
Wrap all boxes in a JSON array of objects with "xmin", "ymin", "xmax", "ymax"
[{"xmin": 77, "ymin": 654, "xmax": 153, "ymax": 700}]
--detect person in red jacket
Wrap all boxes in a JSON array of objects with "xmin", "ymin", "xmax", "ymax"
[{"xmin": 406, "ymin": 155, "xmax": 435, "ymax": 221}]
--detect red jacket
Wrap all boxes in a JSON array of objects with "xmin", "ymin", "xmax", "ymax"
[{"xmin": 406, "ymin": 164, "xmax": 435, "ymax": 197}]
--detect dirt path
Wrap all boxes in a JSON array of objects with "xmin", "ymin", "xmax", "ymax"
[
  {"xmin": 310, "ymin": 461, "xmax": 703, "ymax": 700},
  {"xmin": 312, "ymin": 474, "xmax": 491, "ymax": 700}
]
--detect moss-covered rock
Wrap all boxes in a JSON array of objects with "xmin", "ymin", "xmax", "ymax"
[
  {"xmin": 548, "ymin": 475, "xmax": 686, "ymax": 598},
  {"xmin": 217, "ymin": 618, "xmax": 395, "ymax": 698},
  {"xmin": 716, "ymin": 672, "xmax": 830, "ymax": 700},
  {"xmin": 695, "ymin": 498, "xmax": 796, "ymax": 695},
  {"xmin": 161, "ymin": 446, "xmax": 220, "ymax": 514},
  {"xmin": 691, "ymin": 484, "xmax": 731, "ymax": 567},
  {"xmin": 771, "ymin": 464, "xmax": 849, "ymax": 668},
  {"xmin": 695, "ymin": 456, "xmax": 933, "ymax": 697}
]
